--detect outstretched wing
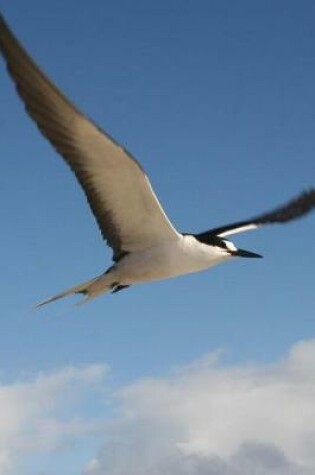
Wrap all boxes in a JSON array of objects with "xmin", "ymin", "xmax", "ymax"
[
  {"xmin": 0, "ymin": 14, "xmax": 180, "ymax": 261},
  {"xmin": 196, "ymin": 189, "xmax": 315, "ymax": 240}
]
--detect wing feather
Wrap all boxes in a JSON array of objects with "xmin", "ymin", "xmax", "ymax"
[
  {"xmin": 0, "ymin": 15, "xmax": 180, "ymax": 261},
  {"xmin": 196, "ymin": 189, "xmax": 315, "ymax": 240}
]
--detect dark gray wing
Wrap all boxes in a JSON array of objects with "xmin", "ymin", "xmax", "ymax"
[
  {"xmin": 0, "ymin": 15, "xmax": 180, "ymax": 261},
  {"xmin": 195, "ymin": 189, "xmax": 315, "ymax": 240}
]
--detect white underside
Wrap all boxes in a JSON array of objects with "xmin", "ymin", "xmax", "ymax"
[
  {"xmin": 36, "ymin": 235, "xmax": 236, "ymax": 306},
  {"xmin": 110, "ymin": 235, "xmax": 232, "ymax": 286}
]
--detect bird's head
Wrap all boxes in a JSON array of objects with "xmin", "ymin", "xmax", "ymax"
[
  {"xmin": 194, "ymin": 233, "xmax": 263, "ymax": 259},
  {"xmin": 216, "ymin": 237, "xmax": 263, "ymax": 259}
]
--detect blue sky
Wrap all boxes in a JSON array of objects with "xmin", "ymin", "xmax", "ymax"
[{"xmin": 0, "ymin": 1, "xmax": 315, "ymax": 474}]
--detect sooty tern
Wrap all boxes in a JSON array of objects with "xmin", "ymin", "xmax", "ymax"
[{"xmin": 0, "ymin": 14, "xmax": 314, "ymax": 307}]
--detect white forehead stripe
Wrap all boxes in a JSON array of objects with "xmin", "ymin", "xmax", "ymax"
[{"xmin": 224, "ymin": 240, "xmax": 238, "ymax": 252}]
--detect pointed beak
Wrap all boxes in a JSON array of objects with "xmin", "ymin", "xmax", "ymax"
[{"xmin": 231, "ymin": 248, "xmax": 263, "ymax": 258}]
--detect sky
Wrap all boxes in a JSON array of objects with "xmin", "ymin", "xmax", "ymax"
[{"xmin": 0, "ymin": 1, "xmax": 314, "ymax": 474}]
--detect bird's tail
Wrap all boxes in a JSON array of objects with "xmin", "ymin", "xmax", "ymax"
[{"xmin": 35, "ymin": 273, "xmax": 114, "ymax": 308}]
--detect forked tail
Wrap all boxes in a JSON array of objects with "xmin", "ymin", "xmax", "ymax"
[{"xmin": 35, "ymin": 273, "xmax": 114, "ymax": 308}]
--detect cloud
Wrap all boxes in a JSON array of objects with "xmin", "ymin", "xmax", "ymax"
[
  {"xmin": 0, "ymin": 364, "xmax": 108, "ymax": 474},
  {"xmin": 1, "ymin": 341, "xmax": 315, "ymax": 475},
  {"xmin": 85, "ymin": 340, "xmax": 315, "ymax": 475}
]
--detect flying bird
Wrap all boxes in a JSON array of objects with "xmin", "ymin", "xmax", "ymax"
[{"xmin": 0, "ymin": 14, "xmax": 314, "ymax": 307}]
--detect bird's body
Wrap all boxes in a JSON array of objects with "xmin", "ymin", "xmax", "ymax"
[
  {"xmin": 115, "ymin": 235, "xmax": 231, "ymax": 284},
  {"xmin": 39, "ymin": 235, "xmax": 235, "ymax": 305},
  {"xmin": 0, "ymin": 13, "xmax": 314, "ymax": 307}
]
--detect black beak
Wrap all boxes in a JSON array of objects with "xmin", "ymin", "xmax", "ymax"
[{"xmin": 231, "ymin": 248, "xmax": 263, "ymax": 258}]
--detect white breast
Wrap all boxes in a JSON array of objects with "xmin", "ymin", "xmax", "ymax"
[{"xmin": 114, "ymin": 235, "xmax": 231, "ymax": 285}]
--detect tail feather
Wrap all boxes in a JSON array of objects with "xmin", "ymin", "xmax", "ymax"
[{"xmin": 35, "ymin": 274, "xmax": 113, "ymax": 308}]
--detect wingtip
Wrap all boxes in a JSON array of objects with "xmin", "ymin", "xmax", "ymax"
[{"xmin": 0, "ymin": 11, "xmax": 8, "ymax": 29}]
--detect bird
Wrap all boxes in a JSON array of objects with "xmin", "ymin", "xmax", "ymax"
[{"xmin": 0, "ymin": 14, "xmax": 314, "ymax": 307}]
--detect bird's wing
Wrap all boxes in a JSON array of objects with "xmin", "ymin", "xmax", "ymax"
[
  {"xmin": 0, "ymin": 15, "xmax": 180, "ymax": 261},
  {"xmin": 196, "ymin": 189, "xmax": 315, "ymax": 240}
]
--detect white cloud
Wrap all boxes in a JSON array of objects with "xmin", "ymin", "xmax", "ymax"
[
  {"xmin": 0, "ymin": 364, "xmax": 108, "ymax": 474},
  {"xmin": 1, "ymin": 341, "xmax": 315, "ymax": 475},
  {"xmin": 85, "ymin": 340, "xmax": 315, "ymax": 475}
]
